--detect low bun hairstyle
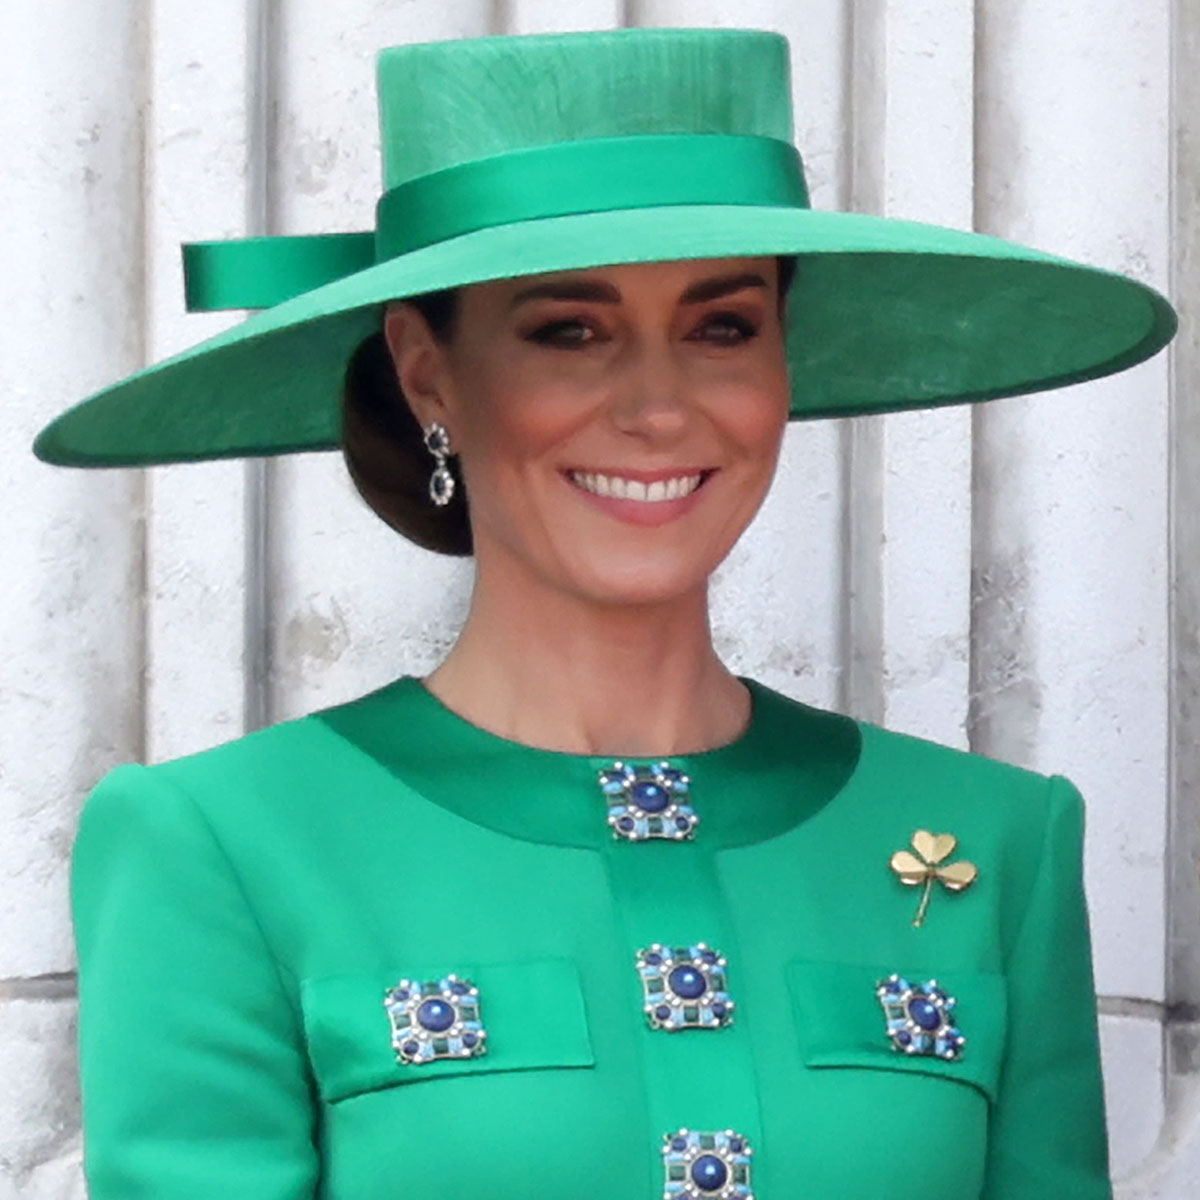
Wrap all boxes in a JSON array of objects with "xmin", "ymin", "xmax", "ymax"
[
  {"xmin": 340, "ymin": 288, "xmax": 471, "ymax": 556},
  {"xmin": 341, "ymin": 255, "xmax": 797, "ymax": 556}
]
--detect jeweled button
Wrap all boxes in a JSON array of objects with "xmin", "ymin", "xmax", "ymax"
[
  {"xmin": 384, "ymin": 973, "xmax": 487, "ymax": 1065},
  {"xmin": 599, "ymin": 760, "xmax": 699, "ymax": 841},
  {"xmin": 637, "ymin": 942, "xmax": 734, "ymax": 1031},
  {"xmin": 662, "ymin": 1129, "xmax": 754, "ymax": 1199},
  {"xmin": 875, "ymin": 974, "xmax": 965, "ymax": 1061}
]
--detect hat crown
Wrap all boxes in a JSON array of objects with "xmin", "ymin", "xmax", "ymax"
[{"xmin": 376, "ymin": 28, "xmax": 795, "ymax": 190}]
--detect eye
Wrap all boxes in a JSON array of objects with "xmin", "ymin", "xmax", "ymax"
[
  {"xmin": 693, "ymin": 312, "xmax": 760, "ymax": 345},
  {"xmin": 526, "ymin": 318, "xmax": 599, "ymax": 348}
]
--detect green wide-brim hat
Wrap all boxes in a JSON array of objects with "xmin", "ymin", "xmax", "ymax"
[{"xmin": 33, "ymin": 27, "xmax": 1177, "ymax": 468}]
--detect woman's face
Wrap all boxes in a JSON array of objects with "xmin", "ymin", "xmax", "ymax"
[{"xmin": 386, "ymin": 255, "xmax": 791, "ymax": 606}]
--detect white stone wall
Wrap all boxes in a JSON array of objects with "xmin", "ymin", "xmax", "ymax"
[{"xmin": 2, "ymin": 0, "xmax": 1197, "ymax": 1194}]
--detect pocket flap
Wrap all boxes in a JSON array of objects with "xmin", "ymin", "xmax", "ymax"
[
  {"xmin": 301, "ymin": 957, "xmax": 595, "ymax": 1103},
  {"xmin": 786, "ymin": 959, "xmax": 1006, "ymax": 1102}
]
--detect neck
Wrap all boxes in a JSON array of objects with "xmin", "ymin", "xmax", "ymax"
[{"xmin": 423, "ymin": 550, "xmax": 750, "ymax": 757}]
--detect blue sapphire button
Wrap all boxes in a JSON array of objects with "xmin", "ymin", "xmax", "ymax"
[
  {"xmin": 909, "ymin": 996, "xmax": 940, "ymax": 1031},
  {"xmin": 668, "ymin": 965, "xmax": 707, "ymax": 1000},
  {"xmin": 417, "ymin": 998, "xmax": 456, "ymax": 1032},
  {"xmin": 663, "ymin": 1129, "xmax": 754, "ymax": 1199},
  {"xmin": 691, "ymin": 1154, "xmax": 728, "ymax": 1191},
  {"xmin": 876, "ymin": 974, "xmax": 965, "ymax": 1061},
  {"xmin": 598, "ymin": 760, "xmax": 699, "ymax": 841},
  {"xmin": 384, "ymin": 973, "xmax": 488, "ymax": 1065},
  {"xmin": 637, "ymin": 943, "xmax": 734, "ymax": 1031},
  {"xmin": 633, "ymin": 780, "xmax": 670, "ymax": 812}
]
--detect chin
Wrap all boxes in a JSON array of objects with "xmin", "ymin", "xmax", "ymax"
[{"xmin": 550, "ymin": 544, "xmax": 726, "ymax": 608}]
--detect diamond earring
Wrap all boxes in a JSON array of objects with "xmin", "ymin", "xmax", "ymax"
[{"xmin": 423, "ymin": 421, "xmax": 455, "ymax": 507}]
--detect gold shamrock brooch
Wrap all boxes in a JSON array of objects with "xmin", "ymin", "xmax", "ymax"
[{"xmin": 890, "ymin": 831, "xmax": 978, "ymax": 927}]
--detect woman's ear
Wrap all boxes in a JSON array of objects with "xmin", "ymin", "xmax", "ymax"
[{"xmin": 382, "ymin": 301, "xmax": 452, "ymax": 433}]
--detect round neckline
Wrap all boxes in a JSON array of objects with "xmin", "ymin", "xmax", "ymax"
[
  {"xmin": 408, "ymin": 673, "xmax": 763, "ymax": 764},
  {"xmin": 314, "ymin": 673, "xmax": 863, "ymax": 850}
]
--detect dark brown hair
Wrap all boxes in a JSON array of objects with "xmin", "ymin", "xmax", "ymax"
[{"xmin": 341, "ymin": 255, "xmax": 798, "ymax": 556}]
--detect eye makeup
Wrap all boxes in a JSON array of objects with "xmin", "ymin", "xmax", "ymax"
[{"xmin": 524, "ymin": 311, "xmax": 761, "ymax": 349}]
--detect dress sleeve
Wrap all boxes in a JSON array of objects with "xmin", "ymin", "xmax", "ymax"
[
  {"xmin": 71, "ymin": 763, "xmax": 320, "ymax": 1200},
  {"xmin": 982, "ymin": 774, "xmax": 1112, "ymax": 1197}
]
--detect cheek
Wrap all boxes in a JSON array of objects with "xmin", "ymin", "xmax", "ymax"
[
  {"xmin": 708, "ymin": 365, "xmax": 791, "ymax": 462},
  {"xmin": 469, "ymin": 384, "xmax": 585, "ymax": 462},
  {"xmin": 450, "ymin": 356, "xmax": 588, "ymax": 502}
]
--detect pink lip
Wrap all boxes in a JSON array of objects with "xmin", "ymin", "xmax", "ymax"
[{"xmin": 561, "ymin": 468, "xmax": 716, "ymax": 527}]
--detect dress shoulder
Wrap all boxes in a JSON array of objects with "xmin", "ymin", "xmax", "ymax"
[{"xmin": 852, "ymin": 707, "xmax": 1081, "ymax": 833}]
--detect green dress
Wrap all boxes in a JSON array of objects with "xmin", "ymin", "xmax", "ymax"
[{"xmin": 71, "ymin": 675, "xmax": 1111, "ymax": 1198}]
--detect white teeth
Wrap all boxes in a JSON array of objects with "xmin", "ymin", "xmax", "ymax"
[{"xmin": 569, "ymin": 471, "xmax": 705, "ymax": 503}]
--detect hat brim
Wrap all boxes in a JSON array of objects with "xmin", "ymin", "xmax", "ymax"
[{"xmin": 33, "ymin": 204, "xmax": 1176, "ymax": 467}]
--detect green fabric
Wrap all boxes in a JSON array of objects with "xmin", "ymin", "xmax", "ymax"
[
  {"xmin": 183, "ymin": 234, "xmax": 376, "ymax": 314},
  {"xmin": 374, "ymin": 134, "xmax": 809, "ymax": 262},
  {"xmin": 33, "ymin": 27, "xmax": 1176, "ymax": 468},
  {"xmin": 316, "ymin": 676, "xmax": 859, "ymax": 849},
  {"xmin": 71, "ymin": 675, "xmax": 1112, "ymax": 1198},
  {"xmin": 302, "ymin": 959, "xmax": 594, "ymax": 1102},
  {"xmin": 185, "ymin": 136, "xmax": 807, "ymax": 315},
  {"xmin": 788, "ymin": 960, "xmax": 1006, "ymax": 1101}
]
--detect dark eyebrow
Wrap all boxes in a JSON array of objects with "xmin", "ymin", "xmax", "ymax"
[
  {"xmin": 508, "ymin": 271, "xmax": 770, "ymax": 309},
  {"xmin": 680, "ymin": 272, "xmax": 770, "ymax": 304}
]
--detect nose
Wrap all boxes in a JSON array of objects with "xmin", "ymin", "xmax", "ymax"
[{"xmin": 609, "ymin": 338, "xmax": 691, "ymax": 440}]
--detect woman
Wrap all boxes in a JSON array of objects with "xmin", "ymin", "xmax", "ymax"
[{"xmin": 35, "ymin": 26, "xmax": 1176, "ymax": 1200}]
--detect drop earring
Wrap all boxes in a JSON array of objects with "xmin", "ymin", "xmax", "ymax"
[{"xmin": 423, "ymin": 421, "xmax": 455, "ymax": 507}]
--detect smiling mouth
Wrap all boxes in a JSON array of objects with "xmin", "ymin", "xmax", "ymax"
[{"xmin": 566, "ymin": 470, "xmax": 713, "ymax": 503}]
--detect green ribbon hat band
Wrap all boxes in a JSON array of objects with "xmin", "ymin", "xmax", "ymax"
[{"xmin": 183, "ymin": 133, "xmax": 809, "ymax": 313}]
